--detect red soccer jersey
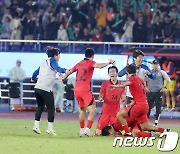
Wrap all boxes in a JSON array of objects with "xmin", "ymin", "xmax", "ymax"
[
  {"xmin": 100, "ymin": 80, "xmax": 125, "ymax": 116},
  {"xmin": 72, "ymin": 59, "xmax": 96, "ymax": 92},
  {"xmin": 128, "ymin": 75, "xmax": 147, "ymax": 103}
]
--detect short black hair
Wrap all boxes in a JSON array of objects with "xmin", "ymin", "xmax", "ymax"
[
  {"xmin": 133, "ymin": 50, "xmax": 144, "ymax": 59},
  {"xmin": 108, "ymin": 66, "xmax": 118, "ymax": 73},
  {"xmin": 127, "ymin": 65, "xmax": 136, "ymax": 74},
  {"xmin": 161, "ymin": 56, "xmax": 168, "ymax": 62},
  {"xmin": 85, "ymin": 48, "xmax": 95, "ymax": 58},
  {"xmin": 46, "ymin": 46, "xmax": 60, "ymax": 57},
  {"xmin": 102, "ymin": 126, "xmax": 111, "ymax": 136}
]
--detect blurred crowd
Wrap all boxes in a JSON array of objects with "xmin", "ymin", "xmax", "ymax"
[{"xmin": 0, "ymin": 0, "xmax": 179, "ymax": 44}]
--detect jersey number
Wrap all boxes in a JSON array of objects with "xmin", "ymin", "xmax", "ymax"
[{"xmin": 77, "ymin": 68, "xmax": 87, "ymax": 81}]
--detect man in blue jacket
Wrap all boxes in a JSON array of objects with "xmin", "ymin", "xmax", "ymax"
[{"xmin": 118, "ymin": 50, "xmax": 155, "ymax": 104}]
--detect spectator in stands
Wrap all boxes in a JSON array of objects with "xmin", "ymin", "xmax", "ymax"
[
  {"xmin": 57, "ymin": 7, "xmax": 68, "ymax": 25},
  {"xmin": 73, "ymin": 27, "xmax": 82, "ymax": 41},
  {"xmin": 162, "ymin": 15, "xmax": 176, "ymax": 43},
  {"xmin": 133, "ymin": 15, "xmax": 147, "ymax": 42},
  {"xmin": 106, "ymin": 7, "xmax": 116, "ymax": 27},
  {"xmin": 86, "ymin": 4, "xmax": 96, "ymax": 28},
  {"xmin": 103, "ymin": 26, "xmax": 114, "ymax": 42},
  {"xmin": 1, "ymin": 8, "xmax": 12, "ymax": 24},
  {"xmin": 92, "ymin": 27, "xmax": 104, "ymax": 42},
  {"xmin": 152, "ymin": 15, "xmax": 163, "ymax": 43},
  {"xmin": 9, "ymin": 12, "xmax": 22, "ymax": 45},
  {"xmin": 22, "ymin": 13, "xmax": 36, "ymax": 44},
  {"xmin": 169, "ymin": 6, "xmax": 177, "ymax": 20},
  {"xmin": 0, "ymin": 16, "xmax": 11, "ymax": 39},
  {"xmin": 8, "ymin": 59, "xmax": 26, "ymax": 109},
  {"xmin": 57, "ymin": 24, "xmax": 69, "ymax": 41},
  {"xmin": 53, "ymin": 80, "xmax": 65, "ymax": 113},
  {"xmin": 121, "ymin": 15, "xmax": 135, "ymax": 47},
  {"xmin": 95, "ymin": 3, "xmax": 107, "ymax": 28},
  {"xmin": 82, "ymin": 27, "xmax": 92, "ymax": 41},
  {"xmin": 161, "ymin": 57, "xmax": 176, "ymax": 112},
  {"xmin": 46, "ymin": 16, "xmax": 59, "ymax": 40},
  {"xmin": 33, "ymin": 19, "xmax": 43, "ymax": 40},
  {"xmin": 87, "ymin": 23, "xmax": 94, "ymax": 36}
]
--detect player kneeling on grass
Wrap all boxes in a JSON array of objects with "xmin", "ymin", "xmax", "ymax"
[
  {"xmin": 95, "ymin": 66, "xmax": 126, "ymax": 136},
  {"xmin": 60, "ymin": 48, "xmax": 115, "ymax": 137},
  {"xmin": 31, "ymin": 46, "xmax": 68, "ymax": 135},
  {"xmin": 110, "ymin": 65, "xmax": 170, "ymax": 136}
]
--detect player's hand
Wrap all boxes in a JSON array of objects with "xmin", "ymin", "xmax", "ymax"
[
  {"xmin": 160, "ymin": 87, "xmax": 166, "ymax": 92},
  {"xmin": 98, "ymin": 96, "xmax": 104, "ymax": 102},
  {"xmin": 108, "ymin": 59, "xmax": 115, "ymax": 65},
  {"xmin": 144, "ymin": 70, "xmax": 151, "ymax": 75},
  {"xmin": 58, "ymin": 76, "xmax": 65, "ymax": 82},
  {"xmin": 145, "ymin": 87, "xmax": 149, "ymax": 93}
]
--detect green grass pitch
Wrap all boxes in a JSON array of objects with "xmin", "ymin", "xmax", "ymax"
[{"xmin": 0, "ymin": 119, "xmax": 179, "ymax": 154}]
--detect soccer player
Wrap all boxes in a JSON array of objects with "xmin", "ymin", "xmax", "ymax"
[
  {"xmin": 111, "ymin": 65, "xmax": 169, "ymax": 135},
  {"xmin": 95, "ymin": 66, "xmax": 126, "ymax": 135},
  {"xmin": 118, "ymin": 50, "xmax": 155, "ymax": 104},
  {"xmin": 31, "ymin": 46, "xmax": 67, "ymax": 135},
  {"xmin": 61, "ymin": 48, "xmax": 115, "ymax": 137},
  {"xmin": 101, "ymin": 117, "xmax": 153, "ymax": 138}
]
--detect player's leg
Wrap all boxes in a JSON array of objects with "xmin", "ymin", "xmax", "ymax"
[
  {"xmin": 140, "ymin": 121, "xmax": 170, "ymax": 133},
  {"xmin": 147, "ymin": 92, "xmax": 155, "ymax": 117},
  {"xmin": 95, "ymin": 114, "xmax": 110, "ymax": 136},
  {"xmin": 33, "ymin": 89, "xmax": 45, "ymax": 134},
  {"xmin": 132, "ymin": 124, "xmax": 152, "ymax": 138},
  {"xmin": 84, "ymin": 91, "xmax": 96, "ymax": 136},
  {"xmin": 74, "ymin": 91, "xmax": 86, "ymax": 137},
  {"xmin": 154, "ymin": 91, "xmax": 163, "ymax": 126},
  {"xmin": 44, "ymin": 91, "xmax": 56, "ymax": 135},
  {"xmin": 86, "ymin": 104, "xmax": 96, "ymax": 136},
  {"xmin": 117, "ymin": 109, "xmax": 130, "ymax": 135}
]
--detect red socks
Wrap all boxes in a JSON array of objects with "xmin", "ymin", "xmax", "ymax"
[
  {"xmin": 122, "ymin": 125, "xmax": 130, "ymax": 133},
  {"xmin": 87, "ymin": 120, "xmax": 93, "ymax": 129},
  {"xmin": 80, "ymin": 121, "xmax": 84, "ymax": 128},
  {"xmin": 137, "ymin": 131, "xmax": 152, "ymax": 138},
  {"xmin": 158, "ymin": 127, "xmax": 165, "ymax": 133}
]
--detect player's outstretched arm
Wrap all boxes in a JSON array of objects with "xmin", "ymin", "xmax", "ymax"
[
  {"xmin": 94, "ymin": 59, "xmax": 115, "ymax": 69},
  {"xmin": 59, "ymin": 69, "xmax": 73, "ymax": 82},
  {"xmin": 110, "ymin": 81, "xmax": 131, "ymax": 88}
]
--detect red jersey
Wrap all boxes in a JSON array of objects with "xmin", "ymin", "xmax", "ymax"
[
  {"xmin": 72, "ymin": 59, "xmax": 96, "ymax": 92},
  {"xmin": 128, "ymin": 75, "xmax": 147, "ymax": 103},
  {"xmin": 100, "ymin": 80, "xmax": 125, "ymax": 116}
]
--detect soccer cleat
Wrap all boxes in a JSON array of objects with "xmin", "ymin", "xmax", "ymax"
[
  {"xmin": 169, "ymin": 108, "xmax": 175, "ymax": 112},
  {"xmin": 46, "ymin": 129, "xmax": 57, "ymax": 136},
  {"xmin": 164, "ymin": 107, "xmax": 170, "ymax": 112},
  {"xmin": 33, "ymin": 127, "xmax": 41, "ymax": 134},
  {"xmin": 164, "ymin": 128, "xmax": 171, "ymax": 132},
  {"xmin": 79, "ymin": 128, "xmax": 85, "ymax": 137},
  {"xmin": 85, "ymin": 128, "xmax": 93, "ymax": 137}
]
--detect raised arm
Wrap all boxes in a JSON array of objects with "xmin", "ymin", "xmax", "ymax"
[
  {"xmin": 50, "ymin": 58, "xmax": 66, "ymax": 73},
  {"xmin": 94, "ymin": 59, "xmax": 115, "ymax": 69},
  {"xmin": 118, "ymin": 66, "xmax": 127, "ymax": 77}
]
